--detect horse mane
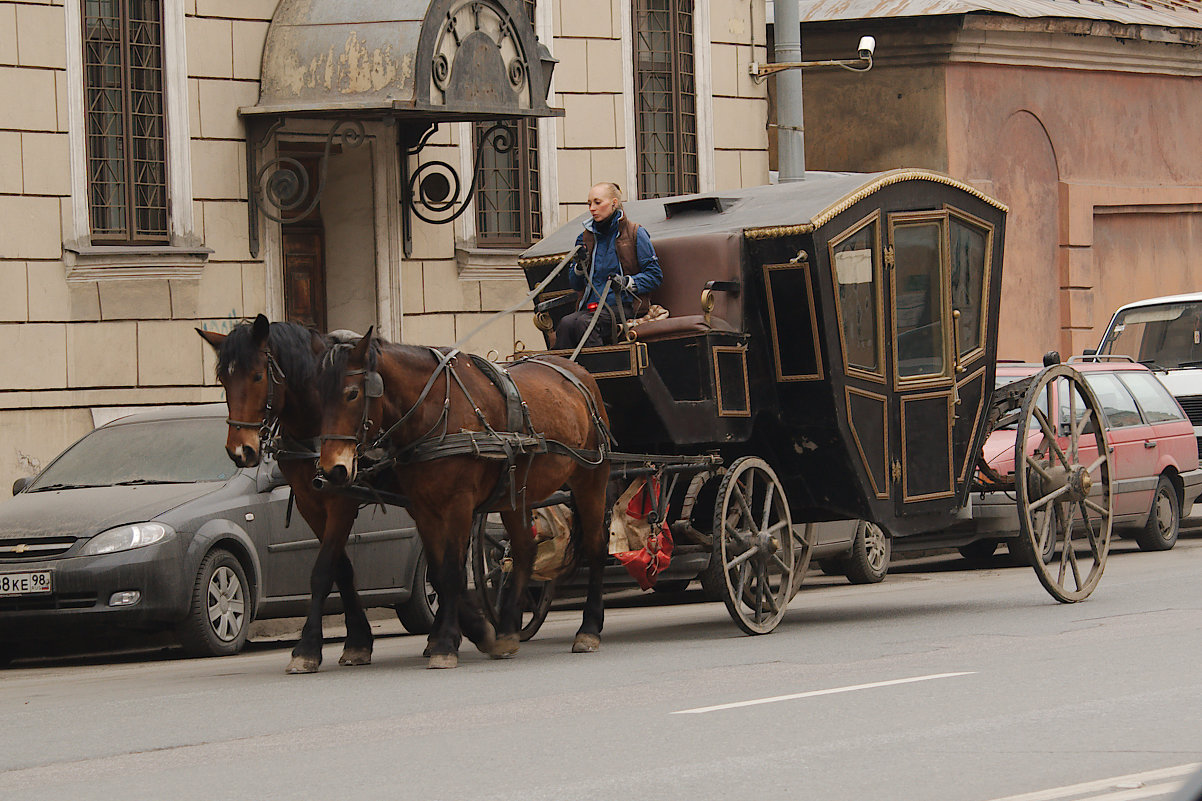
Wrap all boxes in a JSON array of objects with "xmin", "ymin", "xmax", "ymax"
[
  {"xmin": 317, "ymin": 339, "xmax": 449, "ymax": 405},
  {"xmin": 318, "ymin": 335, "xmax": 382, "ymax": 404},
  {"xmin": 217, "ymin": 320, "xmax": 323, "ymax": 396}
]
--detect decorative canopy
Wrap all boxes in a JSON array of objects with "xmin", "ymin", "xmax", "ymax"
[{"xmin": 242, "ymin": 0, "xmax": 561, "ymax": 122}]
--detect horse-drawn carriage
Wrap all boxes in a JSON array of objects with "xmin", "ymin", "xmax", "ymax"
[
  {"xmin": 510, "ymin": 168, "xmax": 1115, "ymax": 633},
  {"xmin": 206, "ymin": 169, "xmax": 1115, "ymax": 671}
]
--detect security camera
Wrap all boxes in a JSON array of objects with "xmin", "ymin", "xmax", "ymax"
[{"xmin": 858, "ymin": 35, "xmax": 876, "ymax": 60}]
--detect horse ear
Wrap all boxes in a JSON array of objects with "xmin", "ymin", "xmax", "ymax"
[
  {"xmin": 196, "ymin": 328, "xmax": 226, "ymax": 352},
  {"xmin": 349, "ymin": 327, "xmax": 374, "ymax": 366},
  {"xmin": 252, "ymin": 314, "xmax": 270, "ymax": 344}
]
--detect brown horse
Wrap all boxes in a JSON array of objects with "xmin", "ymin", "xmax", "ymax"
[
  {"xmin": 197, "ymin": 315, "xmax": 377, "ymax": 674},
  {"xmin": 315, "ymin": 333, "xmax": 612, "ymax": 668}
]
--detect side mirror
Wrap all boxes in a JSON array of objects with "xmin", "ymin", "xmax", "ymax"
[{"xmin": 11, "ymin": 477, "xmax": 29, "ymax": 495}]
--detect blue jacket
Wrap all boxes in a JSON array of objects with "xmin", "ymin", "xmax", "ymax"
[{"xmin": 569, "ymin": 209, "xmax": 662, "ymax": 310}]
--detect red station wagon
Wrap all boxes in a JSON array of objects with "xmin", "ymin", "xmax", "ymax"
[{"xmin": 960, "ymin": 358, "xmax": 1202, "ymax": 560}]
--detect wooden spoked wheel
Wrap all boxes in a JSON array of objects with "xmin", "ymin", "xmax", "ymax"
[
  {"xmin": 1014, "ymin": 365, "xmax": 1113, "ymax": 603},
  {"xmin": 470, "ymin": 513, "xmax": 554, "ymax": 641},
  {"xmin": 712, "ymin": 457, "xmax": 799, "ymax": 634}
]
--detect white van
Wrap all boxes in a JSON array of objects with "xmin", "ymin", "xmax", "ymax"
[{"xmin": 1090, "ymin": 292, "xmax": 1202, "ymax": 459}]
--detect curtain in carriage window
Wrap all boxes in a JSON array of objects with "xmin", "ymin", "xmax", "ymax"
[
  {"xmin": 949, "ymin": 214, "xmax": 991, "ymax": 359},
  {"xmin": 831, "ymin": 216, "xmax": 882, "ymax": 378}
]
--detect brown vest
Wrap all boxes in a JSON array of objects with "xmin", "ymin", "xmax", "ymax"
[{"xmin": 581, "ymin": 216, "xmax": 643, "ymax": 274}]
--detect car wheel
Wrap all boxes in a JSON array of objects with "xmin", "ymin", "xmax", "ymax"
[
  {"xmin": 843, "ymin": 521, "xmax": 890, "ymax": 584},
  {"xmin": 958, "ymin": 539, "xmax": 999, "ymax": 561},
  {"xmin": 1135, "ymin": 476, "xmax": 1179, "ymax": 552},
  {"xmin": 396, "ymin": 550, "xmax": 437, "ymax": 635},
  {"xmin": 1009, "ymin": 528, "xmax": 1056, "ymax": 565},
  {"xmin": 177, "ymin": 549, "xmax": 251, "ymax": 658}
]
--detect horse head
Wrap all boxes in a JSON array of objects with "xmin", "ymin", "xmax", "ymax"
[
  {"xmin": 316, "ymin": 327, "xmax": 380, "ymax": 487},
  {"xmin": 198, "ymin": 314, "xmax": 325, "ymax": 468}
]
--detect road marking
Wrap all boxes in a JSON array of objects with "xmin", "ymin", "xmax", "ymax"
[
  {"xmin": 671, "ymin": 671, "xmax": 975, "ymax": 715},
  {"xmin": 981, "ymin": 763, "xmax": 1201, "ymax": 801}
]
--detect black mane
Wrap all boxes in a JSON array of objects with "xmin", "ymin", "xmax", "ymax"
[
  {"xmin": 217, "ymin": 320, "xmax": 323, "ymax": 396},
  {"xmin": 318, "ymin": 335, "xmax": 382, "ymax": 405}
]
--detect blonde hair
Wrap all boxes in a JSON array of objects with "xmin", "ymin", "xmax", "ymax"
[{"xmin": 591, "ymin": 181, "xmax": 624, "ymax": 209}]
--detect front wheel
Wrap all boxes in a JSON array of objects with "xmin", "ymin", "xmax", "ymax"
[
  {"xmin": 176, "ymin": 549, "xmax": 251, "ymax": 657},
  {"xmin": 1013, "ymin": 364, "xmax": 1113, "ymax": 602},
  {"xmin": 712, "ymin": 457, "xmax": 797, "ymax": 635},
  {"xmin": 1134, "ymin": 476, "xmax": 1179, "ymax": 552}
]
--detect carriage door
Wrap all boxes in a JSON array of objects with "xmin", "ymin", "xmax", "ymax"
[{"xmin": 887, "ymin": 209, "xmax": 994, "ymax": 514}]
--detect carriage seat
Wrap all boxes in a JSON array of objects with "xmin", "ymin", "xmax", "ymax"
[{"xmin": 628, "ymin": 231, "xmax": 743, "ymax": 343}]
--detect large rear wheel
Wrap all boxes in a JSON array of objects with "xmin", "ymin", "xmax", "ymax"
[
  {"xmin": 711, "ymin": 457, "xmax": 798, "ymax": 634},
  {"xmin": 1013, "ymin": 365, "xmax": 1113, "ymax": 603}
]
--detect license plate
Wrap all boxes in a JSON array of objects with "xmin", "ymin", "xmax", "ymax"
[{"xmin": 0, "ymin": 571, "xmax": 52, "ymax": 596}]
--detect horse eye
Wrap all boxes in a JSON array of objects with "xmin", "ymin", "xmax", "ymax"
[
  {"xmin": 346, "ymin": 387, "xmax": 360, "ymax": 402},
  {"xmin": 253, "ymin": 372, "xmax": 264, "ymax": 382}
]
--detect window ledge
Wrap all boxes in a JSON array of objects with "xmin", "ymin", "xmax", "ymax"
[
  {"xmin": 455, "ymin": 244, "xmax": 530, "ymax": 280},
  {"xmin": 63, "ymin": 242, "xmax": 213, "ymax": 283}
]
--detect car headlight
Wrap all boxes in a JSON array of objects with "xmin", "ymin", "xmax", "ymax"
[{"xmin": 80, "ymin": 523, "xmax": 173, "ymax": 556}]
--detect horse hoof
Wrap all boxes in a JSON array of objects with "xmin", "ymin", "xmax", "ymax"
[
  {"xmin": 572, "ymin": 634, "xmax": 600, "ymax": 654},
  {"xmin": 338, "ymin": 647, "xmax": 372, "ymax": 667},
  {"xmin": 490, "ymin": 634, "xmax": 520, "ymax": 659},
  {"xmin": 285, "ymin": 655, "xmax": 321, "ymax": 674},
  {"xmin": 427, "ymin": 653, "xmax": 459, "ymax": 669},
  {"xmin": 474, "ymin": 621, "xmax": 497, "ymax": 655}
]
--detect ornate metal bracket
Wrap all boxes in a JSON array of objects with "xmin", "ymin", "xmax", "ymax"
[
  {"xmin": 246, "ymin": 119, "xmax": 367, "ymax": 258},
  {"xmin": 398, "ymin": 120, "xmax": 515, "ymax": 257}
]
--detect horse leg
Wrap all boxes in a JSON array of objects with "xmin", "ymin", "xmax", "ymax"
[
  {"xmin": 490, "ymin": 508, "xmax": 535, "ymax": 658},
  {"xmin": 415, "ymin": 510, "xmax": 471, "ymax": 669},
  {"xmin": 570, "ymin": 468, "xmax": 611, "ymax": 654},
  {"xmin": 333, "ymin": 552, "xmax": 373, "ymax": 666},
  {"xmin": 286, "ymin": 532, "xmax": 345, "ymax": 674}
]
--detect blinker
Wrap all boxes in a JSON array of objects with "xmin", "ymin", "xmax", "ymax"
[{"xmin": 364, "ymin": 371, "xmax": 384, "ymax": 398}]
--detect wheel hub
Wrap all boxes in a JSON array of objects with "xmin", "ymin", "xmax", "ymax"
[{"xmin": 1067, "ymin": 465, "xmax": 1092, "ymax": 501}]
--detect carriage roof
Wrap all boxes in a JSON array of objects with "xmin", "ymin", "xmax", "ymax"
[{"xmin": 519, "ymin": 169, "xmax": 1007, "ymax": 262}]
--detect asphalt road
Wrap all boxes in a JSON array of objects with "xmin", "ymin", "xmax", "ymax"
[{"xmin": 2, "ymin": 533, "xmax": 1201, "ymax": 801}]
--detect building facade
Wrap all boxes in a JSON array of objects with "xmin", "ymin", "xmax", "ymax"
[
  {"xmin": 792, "ymin": 0, "xmax": 1202, "ymax": 360},
  {"xmin": 0, "ymin": 0, "xmax": 770, "ymax": 490}
]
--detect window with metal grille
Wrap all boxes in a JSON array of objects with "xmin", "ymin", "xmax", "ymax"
[
  {"xmin": 473, "ymin": 0, "xmax": 542, "ymax": 248},
  {"xmin": 474, "ymin": 119, "xmax": 542, "ymax": 247},
  {"xmin": 634, "ymin": 0, "xmax": 697, "ymax": 199},
  {"xmin": 83, "ymin": 0, "xmax": 168, "ymax": 243}
]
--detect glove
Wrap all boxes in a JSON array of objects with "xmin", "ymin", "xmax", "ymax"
[{"xmin": 618, "ymin": 274, "xmax": 636, "ymax": 293}]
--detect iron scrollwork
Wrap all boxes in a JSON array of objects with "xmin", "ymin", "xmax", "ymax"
[
  {"xmin": 406, "ymin": 121, "xmax": 514, "ymax": 227},
  {"xmin": 254, "ymin": 120, "xmax": 367, "ymax": 225}
]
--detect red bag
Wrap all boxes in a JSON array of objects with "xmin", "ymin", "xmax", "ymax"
[{"xmin": 612, "ymin": 477, "xmax": 673, "ymax": 590}]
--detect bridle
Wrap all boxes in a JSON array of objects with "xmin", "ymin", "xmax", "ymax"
[
  {"xmin": 317, "ymin": 366, "xmax": 385, "ymax": 454},
  {"xmin": 225, "ymin": 348, "xmax": 287, "ymax": 448}
]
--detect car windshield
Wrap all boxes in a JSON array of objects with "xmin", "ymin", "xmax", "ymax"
[
  {"xmin": 994, "ymin": 371, "xmax": 1045, "ymax": 430},
  {"xmin": 1099, "ymin": 302, "xmax": 1202, "ymax": 369},
  {"xmin": 26, "ymin": 417, "xmax": 234, "ymax": 491}
]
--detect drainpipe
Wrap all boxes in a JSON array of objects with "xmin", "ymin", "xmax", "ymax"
[{"xmin": 775, "ymin": 0, "xmax": 805, "ymax": 182}]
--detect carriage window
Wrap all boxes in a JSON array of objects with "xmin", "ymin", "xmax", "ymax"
[
  {"xmin": 832, "ymin": 219, "xmax": 880, "ymax": 375},
  {"xmin": 893, "ymin": 222, "xmax": 946, "ymax": 379},
  {"xmin": 949, "ymin": 215, "xmax": 989, "ymax": 358}
]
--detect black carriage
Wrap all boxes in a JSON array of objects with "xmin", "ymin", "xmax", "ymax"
[{"xmin": 506, "ymin": 169, "xmax": 1114, "ymax": 634}]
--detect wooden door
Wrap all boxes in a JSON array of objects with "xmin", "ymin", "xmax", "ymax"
[{"xmin": 283, "ymin": 228, "xmax": 326, "ymax": 332}]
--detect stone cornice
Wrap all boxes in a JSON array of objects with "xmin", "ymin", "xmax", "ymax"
[{"xmin": 803, "ymin": 15, "xmax": 1202, "ymax": 76}]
